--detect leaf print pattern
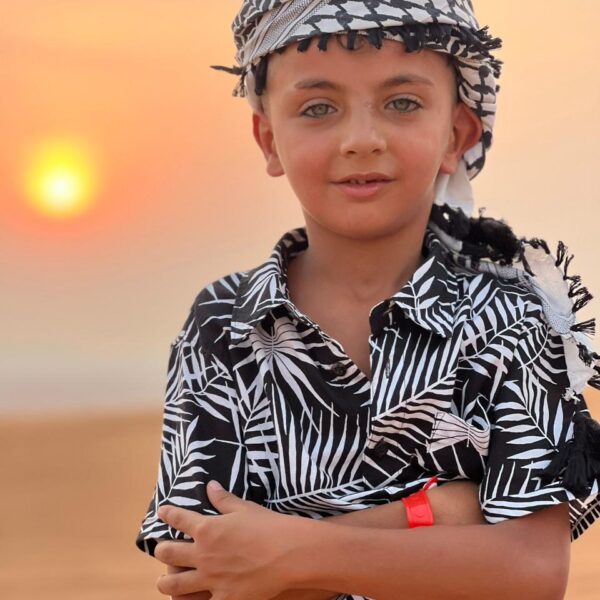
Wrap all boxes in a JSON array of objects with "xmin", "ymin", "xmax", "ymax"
[
  {"xmin": 428, "ymin": 411, "xmax": 490, "ymax": 456},
  {"xmin": 135, "ymin": 223, "xmax": 600, "ymax": 600},
  {"xmin": 136, "ymin": 303, "xmax": 249, "ymax": 557},
  {"xmin": 480, "ymin": 302, "xmax": 600, "ymax": 540}
]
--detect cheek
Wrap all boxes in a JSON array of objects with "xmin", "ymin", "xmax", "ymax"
[
  {"xmin": 392, "ymin": 127, "xmax": 446, "ymax": 176},
  {"xmin": 279, "ymin": 132, "xmax": 331, "ymax": 184},
  {"xmin": 397, "ymin": 121, "xmax": 444, "ymax": 154}
]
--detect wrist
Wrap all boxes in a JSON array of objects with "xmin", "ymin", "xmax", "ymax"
[{"xmin": 289, "ymin": 517, "xmax": 355, "ymax": 592}]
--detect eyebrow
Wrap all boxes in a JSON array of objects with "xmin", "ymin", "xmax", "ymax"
[{"xmin": 292, "ymin": 74, "xmax": 434, "ymax": 91}]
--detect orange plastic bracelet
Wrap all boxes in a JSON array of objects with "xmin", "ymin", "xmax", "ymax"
[{"xmin": 401, "ymin": 476, "xmax": 438, "ymax": 528}]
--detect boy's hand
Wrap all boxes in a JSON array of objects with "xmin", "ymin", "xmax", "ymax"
[{"xmin": 154, "ymin": 481, "xmax": 312, "ymax": 599}]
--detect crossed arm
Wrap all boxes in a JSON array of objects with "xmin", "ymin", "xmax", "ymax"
[{"xmin": 163, "ymin": 481, "xmax": 571, "ymax": 600}]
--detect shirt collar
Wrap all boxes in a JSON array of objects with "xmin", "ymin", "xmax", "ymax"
[{"xmin": 230, "ymin": 223, "xmax": 461, "ymax": 344}]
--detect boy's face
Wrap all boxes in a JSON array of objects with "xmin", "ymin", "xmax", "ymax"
[{"xmin": 252, "ymin": 34, "xmax": 481, "ymax": 240}]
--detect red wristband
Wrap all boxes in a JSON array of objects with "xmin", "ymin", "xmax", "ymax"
[{"xmin": 401, "ymin": 476, "xmax": 438, "ymax": 528}]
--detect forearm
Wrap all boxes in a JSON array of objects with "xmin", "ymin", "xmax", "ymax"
[
  {"xmin": 275, "ymin": 485, "xmax": 488, "ymax": 600},
  {"xmin": 270, "ymin": 498, "xmax": 413, "ymax": 600},
  {"xmin": 291, "ymin": 518, "xmax": 553, "ymax": 600}
]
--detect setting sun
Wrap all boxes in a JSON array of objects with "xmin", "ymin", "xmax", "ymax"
[{"xmin": 24, "ymin": 139, "xmax": 97, "ymax": 219}]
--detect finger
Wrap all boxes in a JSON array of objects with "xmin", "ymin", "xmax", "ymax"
[
  {"xmin": 157, "ymin": 505, "xmax": 202, "ymax": 537},
  {"xmin": 154, "ymin": 540, "xmax": 196, "ymax": 568},
  {"xmin": 156, "ymin": 568, "xmax": 207, "ymax": 597}
]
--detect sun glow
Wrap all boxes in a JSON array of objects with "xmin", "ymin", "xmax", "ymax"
[{"xmin": 24, "ymin": 140, "xmax": 98, "ymax": 219}]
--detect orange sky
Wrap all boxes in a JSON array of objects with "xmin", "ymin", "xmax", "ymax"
[{"xmin": 1, "ymin": 0, "xmax": 599, "ymax": 414}]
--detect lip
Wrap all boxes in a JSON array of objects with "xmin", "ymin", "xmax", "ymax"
[
  {"xmin": 333, "ymin": 180, "xmax": 394, "ymax": 198},
  {"xmin": 334, "ymin": 172, "xmax": 393, "ymax": 184}
]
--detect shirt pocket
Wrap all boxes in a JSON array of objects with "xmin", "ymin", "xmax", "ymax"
[{"xmin": 416, "ymin": 411, "xmax": 491, "ymax": 481}]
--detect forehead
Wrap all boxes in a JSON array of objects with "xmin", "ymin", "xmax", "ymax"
[{"xmin": 266, "ymin": 34, "xmax": 452, "ymax": 94}]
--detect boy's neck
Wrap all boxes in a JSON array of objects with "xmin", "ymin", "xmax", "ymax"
[{"xmin": 288, "ymin": 212, "xmax": 430, "ymax": 307}]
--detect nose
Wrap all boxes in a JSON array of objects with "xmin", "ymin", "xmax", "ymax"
[{"xmin": 339, "ymin": 103, "xmax": 388, "ymax": 157}]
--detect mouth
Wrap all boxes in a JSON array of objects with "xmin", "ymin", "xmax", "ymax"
[
  {"xmin": 341, "ymin": 179, "xmax": 390, "ymax": 185},
  {"xmin": 334, "ymin": 173, "xmax": 394, "ymax": 185},
  {"xmin": 333, "ymin": 178, "xmax": 394, "ymax": 199}
]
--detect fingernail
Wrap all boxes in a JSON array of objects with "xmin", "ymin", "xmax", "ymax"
[{"xmin": 208, "ymin": 480, "xmax": 223, "ymax": 490}]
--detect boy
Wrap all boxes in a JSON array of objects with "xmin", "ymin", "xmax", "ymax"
[{"xmin": 136, "ymin": 2, "xmax": 600, "ymax": 598}]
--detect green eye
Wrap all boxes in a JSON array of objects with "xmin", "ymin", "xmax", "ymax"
[
  {"xmin": 300, "ymin": 98, "xmax": 422, "ymax": 118},
  {"xmin": 301, "ymin": 103, "xmax": 333, "ymax": 118},
  {"xmin": 389, "ymin": 98, "xmax": 422, "ymax": 113}
]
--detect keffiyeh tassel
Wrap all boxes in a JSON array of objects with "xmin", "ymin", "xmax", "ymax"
[
  {"xmin": 538, "ymin": 411, "xmax": 600, "ymax": 497},
  {"xmin": 522, "ymin": 239, "xmax": 600, "ymax": 401}
]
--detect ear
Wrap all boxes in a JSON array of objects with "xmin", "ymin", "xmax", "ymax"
[
  {"xmin": 439, "ymin": 103, "xmax": 483, "ymax": 175},
  {"xmin": 252, "ymin": 111, "xmax": 285, "ymax": 178}
]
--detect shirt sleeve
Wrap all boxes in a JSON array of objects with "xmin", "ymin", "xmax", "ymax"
[
  {"xmin": 135, "ymin": 301, "xmax": 248, "ymax": 557},
  {"xmin": 479, "ymin": 301, "xmax": 600, "ymax": 542}
]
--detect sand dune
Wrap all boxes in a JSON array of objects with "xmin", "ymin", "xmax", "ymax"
[{"xmin": 1, "ymin": 399, "xmax": 599, "ymax": 599}]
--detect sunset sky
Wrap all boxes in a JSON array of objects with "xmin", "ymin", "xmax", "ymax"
[{"xmin": 2, "ymin": 0, "xmax": 599, "ymax": 415}]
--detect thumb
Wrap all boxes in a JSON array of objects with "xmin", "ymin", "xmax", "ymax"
[{"xmin": 206, "ymin": 480, "xmax": 243, "ymax": 513}]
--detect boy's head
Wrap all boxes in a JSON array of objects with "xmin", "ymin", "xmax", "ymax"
[
  {"xmin": 247, "ymin": 33, "xmax": 482, "ymax": 239},
  {"xmin": 212, "ymin": 1, "xmax": 503, "ymax": 220}
]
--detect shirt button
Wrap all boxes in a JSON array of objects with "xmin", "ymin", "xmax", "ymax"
[
  {"xmin": 331, "ymin": 362, "xmax": 347, "ymax": 377},
  {"xmin": 372, "ymin": 439, "xmax": 390, "ymax": 458}
]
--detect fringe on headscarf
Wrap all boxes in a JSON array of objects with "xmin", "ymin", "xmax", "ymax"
[
  {"xmin": 429, "ymin": 202, "xmax": 520, "ymax": 266},
  {"xmin": 210, "ymin": 22, "xmax": 503, "ymax": 99}
]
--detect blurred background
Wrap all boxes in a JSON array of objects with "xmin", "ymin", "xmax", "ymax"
[{"xmin": 1, "ymin": 0, "xmax": 598, "ymax": 598}]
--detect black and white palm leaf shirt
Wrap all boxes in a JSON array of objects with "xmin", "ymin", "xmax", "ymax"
[{"xmin": 136, "ymin": 223, "xmax": 600, "ymax": 599}]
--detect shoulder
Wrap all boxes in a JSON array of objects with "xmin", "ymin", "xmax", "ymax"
[
  {"xmin": 452, "ymin": 260, "xmax": 548, "ymax": 330},
  {"xmin": 451, "ymin": 252, "xmax": 577, "ymax": 390},
  {"xmin": 179, "ymin": 269, "xmax": 249, "ymax": 356},
  {"xmin": 449, "ymin": 258, "xmax": 566, "ymax": 385},
  {"xmin": 194, "ymin": 270, "xmax": 248, "ymax": 322},
  {"xmin": 428, "ymin": 212, "xmax": 599, "ymax": 399},
  {"xmin": 426, "ymin": 216, "xmax": 550, "ymax": 337}
]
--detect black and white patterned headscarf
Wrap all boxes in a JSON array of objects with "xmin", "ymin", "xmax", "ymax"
[{"xmin": 212, "ymin": 1, "xmax": 600, "ymax": 405}]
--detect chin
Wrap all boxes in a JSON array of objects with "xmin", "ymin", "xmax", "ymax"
[{"xmin": 309, "ymin": 212, "xmax": 416, "ymax": 241}]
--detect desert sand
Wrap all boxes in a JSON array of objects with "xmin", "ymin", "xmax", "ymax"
[{"xmin": 1, "ymin": 397, "xmax": 599, "ymax": 599}]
